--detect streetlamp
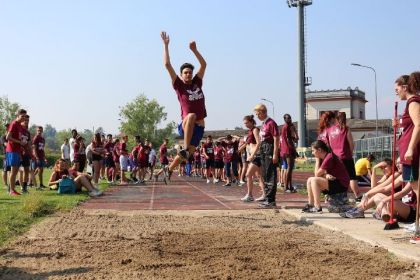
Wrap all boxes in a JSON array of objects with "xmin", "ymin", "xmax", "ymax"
[
  {"xmin": 261, "ymin": 98, "xmax": 275, "ymax": 119},
  {"xmin": 351, "ymin": 63, "xmax": 378, "ymax": 138}
]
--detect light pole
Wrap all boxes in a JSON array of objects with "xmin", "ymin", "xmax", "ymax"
[
  {"xmin": 261, "ymin": 98, "xmax": 275, "ymax": 119},
  {"xmin": 351, "ymin": 63, "xmax": 378, "ymax": 138}
]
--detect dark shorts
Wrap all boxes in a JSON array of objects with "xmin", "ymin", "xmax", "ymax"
[
  {"xmin": 160, "ymin": 158, "xmax": 169, "ymax": 165},
  {"xmin": 194, "ymin": 161, "xmax": 201, "ymax": 169},
  {"xmin": 206, "ymin": 158, "xmax": 214, "ymax": 169},
  {"xmin": 178, "ymin": 123, "xmax": 205, "ymax": 147},
  {"xmin": 92, "ymin": 154, "xmax": 103, "ymax": 162},
  {"xmin": 251, "ymin": 156, "xmax": 262, "ymax": 167},
  {"xmin": 32, "ymin": 159, "xmax": 46, "ymax": 169},
  {"xmin": 397, "ymin": 206, "xmax": 416, "ymax": 223},
  {"xmin": 105, "ymin": 157, "xmax": 115, "ymax": 168},
  {"xmin": 21, "ymin": 155, "xmax": 31, "ymax": 168},
  {"xmin": 139, "ymin": 160, "xmax": 148, "ymax": 168},
  {"xmin": 324, "ymin": 179, "xmax": 348, "ymax": 195},
  {"xmin": 3, "ymin": 158, "xmax": 11, "ymax": 172},
  {"xmin": 214, "ymin": 160, "xmax": 224, "ymax": 169},
  {"xmin": 402, "ymin": 164, "xmax": 419, "ymax": 182},
  {"xmin": 342, "ymin": 159, "xmax": 357, "ymax": 180}
]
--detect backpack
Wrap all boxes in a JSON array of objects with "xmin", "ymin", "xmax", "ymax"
[{"xmin": 58, "ymin": 177, "xmax": 76, "ymax": 194}]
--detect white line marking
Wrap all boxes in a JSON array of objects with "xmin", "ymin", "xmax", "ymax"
[
  {"xmin": 149, "ymin": 183, "xmax": 155, "ymax": 210},
  {"xmin": 182, "ymin": 179, "xmax": 232, "ymax": 210}
]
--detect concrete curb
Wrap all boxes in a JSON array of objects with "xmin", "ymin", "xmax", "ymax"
[{"xmin": 282, "ymin": 208, "xmax": 420, "ymax": 263}]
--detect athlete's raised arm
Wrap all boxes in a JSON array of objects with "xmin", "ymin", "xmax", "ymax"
[
  {"xmin": 161, "ymin": 31, "xmax": 177, "ymax": 83},
  {"xmin": 189, "ymin": 41, "xmax": 206, "ymax": 80}
]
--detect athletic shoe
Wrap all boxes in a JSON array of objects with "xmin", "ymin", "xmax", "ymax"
[
  {"xmin": 307, "ymin": 206, "xmax": 322, "ymax": 213},
  {"xmin": 237, "ymin": 181, "xmax": 246, "ymax": 187},
  {"xmin": 9, "ymin": 191, "xmax": 21, "ymax": 196},
  {"xmin": 345, "ymin": 208, "xmax": 365, "ymax": 218},
  {"xmin": 223, "ymin": 183, "xmax": 231, "ymax": 187},
  {"xmin": 21, "ymin": 186, "xmax": 28, "ymax": 194},
  {"xmin": 355, "ymin": 194, "xmax": 364, "ymax": 202},
  {"xmin": 241, "ymin": 195, "xmax": 254, "ymax": 202},
  {"xmin": 165, "ymin": 169, "xmax": 173, "ymax": 181},
  {"xmin": 39, "ymin": 184, "xmax": 47, "ymax": 189},
  {"xmin": 404, "ymin": 223, "xmax": 417, "ymax": 233},
  {"xmin": 255, "ymin": 195, "xmax": 267, "ymax": 202},
  {"xmin": 259, "ymin": 201, "xmax": 277, "ymax": 208},
  {"xmin": 206, "ymin": 179, "xmax": 211, "ymax": 184},
  {"xmin": 213, "ymin": 178, "xmax": 219, "ymax": 184},
  {"xmin": 178, "ymin": 149, "xmax": 189, "ymax": 160},
  {"xmin": 301, "ymin": 203, "xmax": 314, "ymax": 213},
  {"xmin": 88, "ymin": 189, "xmax": 103, "ymax": 197},
  {"xmin": 50, "ymin": 185, "xmax": 58, "ymax": 190},
  {"xmin": 372, "ymin": 212, "xmax": 382, "ymax": 220}
]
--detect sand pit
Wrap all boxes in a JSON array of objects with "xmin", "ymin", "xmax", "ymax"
[{"xmin": 0, "ymin": 209, "xmax": 418, "ymax": 279}]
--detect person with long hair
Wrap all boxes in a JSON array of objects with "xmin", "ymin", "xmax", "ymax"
[
  {"xmin": 303, "ymin": 140, "xmax": 349, "ymax": 213},
  {"xmin": 280, "ymin": 113, "xmax": 299, "ymax": 193},
  {"xmin": 240, "ymin": 115, "xmax": 265, "ymax": 202},
  {"xmin": 91, "ymin": 133, "xmax": 105, "ymax": 188},
  {"xmin": 394, "ymin": 72, "xmax": 420, "ymax": 206},
  {"xmin": 327, "ymin": 112, "xmax": 359, "ymax": 198},
  {"xmin": 48, "ymin": 159, "xmax": 102, "ymax": 197}
]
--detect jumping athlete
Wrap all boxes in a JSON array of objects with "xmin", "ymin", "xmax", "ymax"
[{"xmin": 160, "ymin": 31, "xmax": 207, "ymax": 180}]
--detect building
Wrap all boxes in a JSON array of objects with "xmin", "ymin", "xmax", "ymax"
[{"xmin": 306, "ymin": 87, "xmax": 367, "ymax": 120}]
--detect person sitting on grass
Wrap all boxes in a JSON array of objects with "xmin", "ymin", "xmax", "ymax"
[
  {"xmin": 48, "ymin": 159, "xmax": 102, "ymax": 197},
  {"xmin": 302, "ymin": 140, "xmax": 349, "ymax": 213}
]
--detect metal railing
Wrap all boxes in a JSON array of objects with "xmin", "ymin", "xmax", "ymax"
[{"xmin": 353, "ymin": 135, "xmax": 396, "ymax": 160}]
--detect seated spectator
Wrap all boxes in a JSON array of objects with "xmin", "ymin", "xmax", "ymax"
[
  {"xmin": 370, "ymin": 158, "xmax": 398, "ymax": 189},
  {"xmin": 355, "ymin": 154, "xmax": 375, "ymax": 186},
  {"xmin": 48, "ymin": 159, "xmax": 102, "ymax": 197},
  {"xmin": 302, "ymin": 140, "xmax": 349, "ymax": 213}
]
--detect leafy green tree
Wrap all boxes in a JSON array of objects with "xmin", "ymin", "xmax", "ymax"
[
  {"xmin": 0, "ymin": 96, "xmax": 20, "ymax": 135},
  {"xmin": 119, "ymin": 94, "xmax": 176, "ymax": 147}
]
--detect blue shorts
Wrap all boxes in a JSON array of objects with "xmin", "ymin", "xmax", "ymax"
[
  {"xmin": 282, "ymin": 158, "xmax": 288, "ymax": 169},
  {"xmin": 402, "ymin": 164, "xmax": 419, "ymax": 182},
  {"xmin": 178, "ymin": 123, "xmax": 205, "ymax": 147},
  {"xmin": 6, "ymin": 152, "xmax": 21, "ymax": 167}
]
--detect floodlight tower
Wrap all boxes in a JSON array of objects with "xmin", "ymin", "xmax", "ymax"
[{"xmin": 287, "ymin": 0, "xmax": 312, "ymax": 147}]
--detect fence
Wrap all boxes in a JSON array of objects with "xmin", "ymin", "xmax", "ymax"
[{"xmin": 353, "ymin": 135, "xmax": 396, "ymax": 161}]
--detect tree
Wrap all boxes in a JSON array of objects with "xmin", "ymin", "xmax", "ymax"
[
  {"xmin": 0, "ymin": 96, "xmax": 20, "ymax": 135},
  {"xmin": 119, "ymin": 94, "xmax": 176, "ymax": 147}
]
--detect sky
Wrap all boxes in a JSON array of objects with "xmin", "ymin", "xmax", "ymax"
[{"xmin": 0, "ymin": 0, "xmax": 419, "ymax": 135}]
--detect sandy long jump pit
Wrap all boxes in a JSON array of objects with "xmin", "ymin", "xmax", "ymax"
[{"xmin": 0, "ymin": 207, "xmax": 419, "ymax": 280}]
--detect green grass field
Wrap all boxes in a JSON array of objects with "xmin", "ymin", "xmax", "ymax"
[{"xmin": 0, "ymin": 168, "xmax": 108, "ymax": 246}]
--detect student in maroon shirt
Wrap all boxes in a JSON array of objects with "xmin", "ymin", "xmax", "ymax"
[
  {"xmin": 394, "ymin": 73, "xmax": 420, "ymax": 200},
  {"xmin": 161, "ymin": 31, "xmax": 207, "ymax": 181},
  {"xmin": 254, "ymin": 104, "xmax": 279, "ymax": 208},
  {"xmin": 213, "ymin": 142, "xmax": 225, "ymax": 182},
  {"xmin": 32, "ymin": 126, "xmax": 47, "ymax": 188},
  {"xmin": 327, "ymin": 112, "xmax": 359, "ymax": 198},
  {"xmin": 104, "ymin": 134, "xmax": 115, "ymax": 182},
  {"xmin": 303, "ymin": 140, "xmax": 349, "ymax": 213},
  {"xmin": 220, "ymin": 135, "xmax": 240, "ymax": 187},
  {"xmin": 137, "ymin": 139, "xmax": 151, "ymax": 183},
  {"xmin": 280, "ymin": 113, "xmax": 299, "ymax": 193},
  {"xmin": 6, "ymin": 109, "xmax": 27, "ymax": 195},
  {"xmin": 202, "ymin": 135, "xmax": 215, "ymax": 184},
  {"xmin": 20, "ymin": 115, "xmax": 32, "ymax": 193}
]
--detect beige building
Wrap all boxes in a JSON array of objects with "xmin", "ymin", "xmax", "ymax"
[{"xmin": 306, "ymin": 87, "xmax": 367, "ymax": 120}]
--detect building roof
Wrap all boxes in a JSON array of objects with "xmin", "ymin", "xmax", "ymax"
[{"xmin": 306, "ymin": 87, "xmax": 367, "ymax": 102}]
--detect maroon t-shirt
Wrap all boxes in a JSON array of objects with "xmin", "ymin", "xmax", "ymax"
[
  {"xmin": 317, "ymin": 129, "xmax": 329, "ymax": 145},
  {"xmin": 6, "ymin": 120, "xmax": 23, "ymax": 153},
  {"xmin": 214, "ymin": 146, "xmax": 224, "ymax": 161},
  {"xmin": 120, "ymin": 142, "xmax": 128, "ymax": 156},
  {"xmin": 246, "ymin": 127, "xmax": 258, "ymax": 144},
  {"xmin": 320, "ymin": 153, "xmax": 350, "ymax": 189},
  {"xmin": 137, "ymin": 145, "xmax": 150, "ymax": 162},
  {"xmin": 20, "ymin": 128, "xmax": 32, "ymax": 157},
  {"xmin": 327, "ymin": 125, "xmax": 352, "ymax": 160},
  {"xmin": 222, "ymin": 140, "xmax": 239, "ymax": 162},
  {"xmin": 173, "ymin": 75, "xmax": 207, "ymax": 120},
  {"xmin": 398, "ymin": 95, "xmax": 420, "ymax": 166},
  {"xmin": 104, "ymin": 141, "xmax": 114, "ymax": 159},
  {"xmin": 202, "ymin": 142, "xmax": 215, "ymax": 160},
  {"xmin": 33, "ymin": 134, "xmax": 46, "ymax": 160},
  {"xmin": 280, "ymin": 123, "xmax": 297, "ymax": 157},
  {"xmin": 259, "ymin": 118, "xmax": 279, "ymax": 144},
  {"xmin": 159, "ymin": 144, "xmax": 168, "ymax": 164},
  {"xmin": 193, "ymin": 150, "xmax": 201, "ymax": 162}
]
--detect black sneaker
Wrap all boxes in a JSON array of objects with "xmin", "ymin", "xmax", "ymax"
[
  {"xmin": 178, "ymin": 149, "xmax": 189, "ymax": 160},
  {"xmin": 301, "ymin": 203, "xmax": 314, "ymax": 213},
  {"xmin": 259, "ymin": 201, "xmax": 277, "ymax": 208},
  {"xmin": 223, "ymin": 183, "xmax": 231, "ymax": 187},
  {"xmin": 167, "ymin": 170, "xmax": 173, "ymax": 181}
]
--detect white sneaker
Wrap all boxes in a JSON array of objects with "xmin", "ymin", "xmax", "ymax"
[
  {"xmin": 241, "ymin": 195, "xmax": 254, "ymax": 202},
  {"xmin": 206, "ymin": 179, "xmax": 211, "ymax": 184},
  {"xmin": 238, "ymin": 180, "xmax": 246, "ymax": 187},
  {"xmin": 89, "ymin": 189, "xmax": 103, "ymax": 197},
  {"xmin": 255, "ymin": 195, "xmax": 266, "ymax": 202},
  {"xmin": 404, "ymin": 223, "xmax": 417, "ymax": 233},
  {"xmin": 213, "ymin": 178, "xmax": 218, "ymax": 184}
]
